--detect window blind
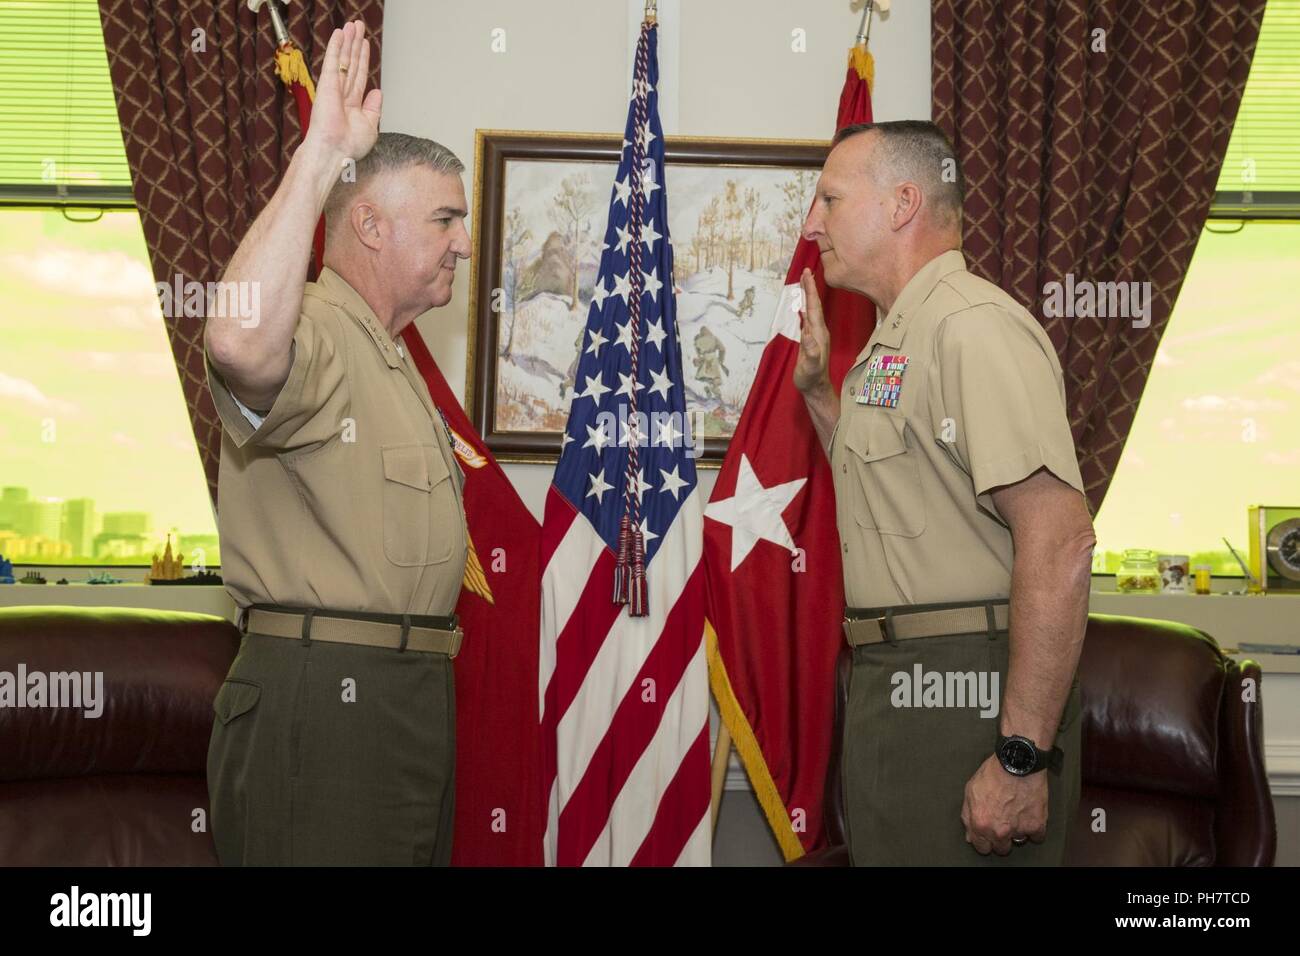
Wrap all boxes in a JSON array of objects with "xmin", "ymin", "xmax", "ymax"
[
  {"xmin": 1214, "ymin": 0, "xmax": 1300, "ymax": 216},
  {"xmin": 0, "ymin": 0, "xmax": 133, "ymax": 203}
]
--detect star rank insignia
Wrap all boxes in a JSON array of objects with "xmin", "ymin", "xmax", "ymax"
[{"xmin": 855, "ymin": 353, "xmax": 909, "ymax": 408}]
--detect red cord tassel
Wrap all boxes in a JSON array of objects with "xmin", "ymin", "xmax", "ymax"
[
  {"xmin": 613, "ymin": 513, "xmax": 632, "ymax": 604},
  {"xmin": 628, "ymin": 525, "xmax": 648, "ymax": 617}
]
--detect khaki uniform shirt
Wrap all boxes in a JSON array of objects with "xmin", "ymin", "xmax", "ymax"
[
  {"xmin": 830, "ymin": 250, "xmax": 1085, "ymax": 609},
  {"xmin": 205, "ymin": 266, "xmax": 468, "ymax": 617}
]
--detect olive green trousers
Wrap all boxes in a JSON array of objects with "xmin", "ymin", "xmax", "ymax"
[
  {"xmin": 841, "ymin": 619, "xmax": 1082, "ymax": 866},
  {"xmin": 206, "ymin": 630, "xmax": 456, "ymax": 866}
]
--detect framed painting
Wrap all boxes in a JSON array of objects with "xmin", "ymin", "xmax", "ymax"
[{"xmin": 466, "ymin": 130, "xmax": 829, "ymax": 464}]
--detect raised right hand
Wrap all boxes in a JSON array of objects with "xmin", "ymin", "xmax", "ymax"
[
  {"xmin": 303, "ymin": 21, "xmax": 383, "ymax": 163},
  {"xmin": 793, "ymin": 268, "xmax": 831, "ymax": 395}
]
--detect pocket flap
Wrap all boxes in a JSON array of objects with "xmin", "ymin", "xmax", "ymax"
[
  {"xmin": 843, "ymin": 413, "xmax": 908, "ymax": 463},
  {"xmin": 382, "ymin": 444, "xmax": 433, "ymax": 491},
  {"xmin": 213, "ymin": 678, "xmax": 261, "ymax": 725}
]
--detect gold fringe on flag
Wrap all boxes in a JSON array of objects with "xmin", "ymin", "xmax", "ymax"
[{"xmin": 706, "ymin": 620, "xmax": 806, "ymax": 862}]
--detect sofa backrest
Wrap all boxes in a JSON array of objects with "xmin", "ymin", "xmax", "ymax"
[
  {"xmin": 1077, "ymin": 614, "xmax": 1226, "ymax": 799},
  {"xmin": 0, "ymin": 606, "xmax": 239, "ymax": 780}
]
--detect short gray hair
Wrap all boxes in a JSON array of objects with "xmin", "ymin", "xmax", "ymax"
[
  {"xmin": 832, "ymin": 120, "xmax": 964, "ymax": 231},
  {"xmin": 323, "ymin": 132, "xmax": 464, "ymax": 231}
]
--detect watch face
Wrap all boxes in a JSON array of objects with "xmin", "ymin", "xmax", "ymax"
[{"xmin": 1001, "ymin": 738, "xmax": 1037, "ymax": 775}]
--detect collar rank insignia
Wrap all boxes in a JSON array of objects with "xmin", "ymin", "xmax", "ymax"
[{"xmin": 855, "ymin": 353, "xmax": 909, "ymax": 408}]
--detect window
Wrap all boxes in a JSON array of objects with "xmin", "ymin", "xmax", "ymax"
[
  {"xmin": 1213, "ymin": 0, "xmax": 1300, "ymax": 217},
  {"xmin": 1092, "ymin": 0, "xmax": 1300, "ymax": 575},
  {"xmin": 0, "ymin": 0, "xmax": 220, "ymax": 568},
  {"xmin": 1091, "ymin": 221, "xmax": 1300, "ymax": 575}
]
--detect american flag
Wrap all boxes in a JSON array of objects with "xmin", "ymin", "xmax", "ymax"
[{"xmin": 539, "ymin": 20, "xmax": 710, "ymax": 867}]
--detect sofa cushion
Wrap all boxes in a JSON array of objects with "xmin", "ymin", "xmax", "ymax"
[
  {"xmin": 0, "ymin": 606, "xmax": 240, "ymax": 781},
  {"xmin": 0, "ymin": 773, "xmax": 219, "ymax": 865}
]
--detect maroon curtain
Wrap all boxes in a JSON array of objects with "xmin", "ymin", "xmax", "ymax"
[
  {"xmin": 932, "ymin": 0, "xmax": 1266, "ymax": 511},
  {"xmin": 98, "ymin": 0, "xmax": 384, "ymax": 507}
]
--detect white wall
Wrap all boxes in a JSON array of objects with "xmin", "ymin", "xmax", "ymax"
[{"xmin": 380, "ymin": 0, "xmax": 932, "ymax": 519}]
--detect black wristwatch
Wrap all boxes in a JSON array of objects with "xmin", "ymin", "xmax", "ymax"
[{"xmin": 995, "ymin": 734, "xmax": 1064, "ymax": 776}]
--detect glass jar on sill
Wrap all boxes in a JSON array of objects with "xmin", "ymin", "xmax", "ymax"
[{"xmin": 1116, "ymin": 549, "xmax": 1162, "ymax": 594}]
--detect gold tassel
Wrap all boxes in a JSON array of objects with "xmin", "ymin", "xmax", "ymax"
[
  {"xmin": 849, "ymin": 43, "xmax": 875, "ymax": 96},
  {"xmin": 274, "ymin": 45, "xmax": 317, "ymax": 100}
]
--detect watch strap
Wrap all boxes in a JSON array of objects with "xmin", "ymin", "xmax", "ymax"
[{"xmin": 997, "ymin": 734, "xmax": 1064, "ymax": 775}]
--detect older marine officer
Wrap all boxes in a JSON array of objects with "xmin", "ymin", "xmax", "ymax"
[{"xmin": 203, "ymin": 21, "xmax": 470, "ymax": 865}]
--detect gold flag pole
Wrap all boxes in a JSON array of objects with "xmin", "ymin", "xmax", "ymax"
[{"xmin": 710, "ymin": 722, "xmax": 732, "ymax": 831}]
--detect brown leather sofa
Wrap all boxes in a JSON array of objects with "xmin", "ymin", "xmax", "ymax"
[
  {"xmin": 0, "ymin": 605, "xmax": 240, "ymax": 865},
  {"xmin": 0, "ymin": 606, "xmax": 1277, "ymax": 866},
  {"xmin": 792, "ymin": 613, "xmax": 1276, "ymax": 866}
]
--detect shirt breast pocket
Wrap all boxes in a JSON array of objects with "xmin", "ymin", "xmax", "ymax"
[
  {"xmin": 842, "ymin": 412, "xmax": 926, "ymax": 538},
  {"xmin": 381, "ymin": 443, "xmax": 456, "ymax": 566}
]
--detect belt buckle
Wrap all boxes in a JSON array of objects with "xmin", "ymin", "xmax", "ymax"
[{"xmin": 844, "ymin": 613, "xmax": 893, "ymax": 648}]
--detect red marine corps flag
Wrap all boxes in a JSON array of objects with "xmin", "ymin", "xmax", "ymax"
[
  {"xmin": 403, "ymin": 333, "xmax": 546, "ymax": 867},
  {"xmin": 703, "ymin": 28, "xmax": 878, "ymax": 859},
  {"xmin": 255, "ymin": 1, "xmax": 545, "ymax": 865}
]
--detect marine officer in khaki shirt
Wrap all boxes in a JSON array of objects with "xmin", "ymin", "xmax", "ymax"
[
  {"xmin": 795, "ymin": 121, "xmax": 1096, "ymax": 866},
  {"xmin": 203, "ymin": 22, "xmax": 470, "ymax": 865}
]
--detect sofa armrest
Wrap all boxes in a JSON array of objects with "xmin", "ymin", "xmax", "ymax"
[{"xmin": 1215, "ymin": 657, "xmax": 1275, "ymax": 866}]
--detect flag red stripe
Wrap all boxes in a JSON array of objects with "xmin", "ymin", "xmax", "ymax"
[
  {"xmin": 538, "ymin": 546, "xmax": 618, "ymax": 801},
  {"xmin": 556, "ymin": 564, "xmax": 706, "ymax": 865},
  {"xmin": 541, "ymin": 546, "xmax": 622, "ymax": 728},
  {"xmin": 628, "ymin": 725, "xmax": 711, "ymax": 867}
]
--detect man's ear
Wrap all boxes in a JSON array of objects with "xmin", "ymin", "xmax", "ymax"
[
  {"xmin": 351, "ymin": 201, "xmax": 383, "ymax": 251},
  {"xmin": 891, "ymin": 182, "xmax": 923, "ymax": 231}
]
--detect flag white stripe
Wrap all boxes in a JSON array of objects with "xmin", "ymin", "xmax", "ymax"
[
  {"xmin": 539, "ymin": 507, "xmax": 605, "ymax": 721},
  {"xmin": 554, "ymin": 491, "xmax": 702, "ymax": 805},
  {"xmin": 672, "ymin": 796, "xmax": 713, "ymax": 867},
  {"xmin": 770, "ymin": 282, "xmax": 802, "ymax": 343},
  {"xmin": 544, "ymin": 775, "xmax": 559, "ymax": 868},
  {"xmin": 582, "ymin": 636, "xmax": 709, "ymax": 867}
]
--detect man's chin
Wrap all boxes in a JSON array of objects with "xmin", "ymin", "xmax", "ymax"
[
  {"xmin": 428, "ymin": 276, "xmax": 456, "ymax": 307},
  {"xmin": 821, "ymin": 258, "xmax": 847, "ymax": 290}
]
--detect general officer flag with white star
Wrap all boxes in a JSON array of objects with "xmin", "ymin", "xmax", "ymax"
[{"xmin": 538, "ymin": 19, "xmax": 710, "ymax": 867}]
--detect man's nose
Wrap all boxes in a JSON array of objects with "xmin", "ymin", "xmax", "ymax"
[
  {"xmin": 453, "ymin": 220, "xmax": 471, "ymax": 257},
  {"xmin": 801, "ymin": 207, "xmax": 823, "ymax": 243}
]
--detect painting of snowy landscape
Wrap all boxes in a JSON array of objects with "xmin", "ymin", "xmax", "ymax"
[{"xmin": 490, "ymin": 154, "xmax": 819, "ymax": 445}]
